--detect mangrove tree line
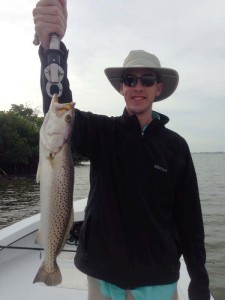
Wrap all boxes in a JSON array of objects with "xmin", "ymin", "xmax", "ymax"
[
  {"xmin": 0, "ymin": 104, "xmax": 43, "ymax": 175},
  {"xmin": 0, "ymin": 104, "xmax": 88, "ymax": 176}
]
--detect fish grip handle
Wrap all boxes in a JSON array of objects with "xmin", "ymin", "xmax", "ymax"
[
  {"xmin": 44, "ymin": 34, "xmax": 65, "ymax": 97},
  {"xmin": 45, "ymin": 48, "xmax": 63, "ymax": 66},
  {"xmin": 44, "ymin": 48, "xmax": 65, "ymax": 97}
]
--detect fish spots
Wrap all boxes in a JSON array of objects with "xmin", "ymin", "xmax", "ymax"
[{"xmin": 34, "ymin": 98, "xmax": 75, "ymax": 286}]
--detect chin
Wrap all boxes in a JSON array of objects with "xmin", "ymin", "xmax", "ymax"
[{"xmin": 129, "ymin": 106, "xmax": 147, "ymax": 115}]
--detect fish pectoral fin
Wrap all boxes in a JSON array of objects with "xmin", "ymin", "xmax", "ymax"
[
  {"xmin": 35, "ymin": 229, "xmax": 44, "ymax": 247},
  {"xmin": 69, "ymin": 208, "xmax": 75, "ymax": 229},
  {"xmin": 36, "ymin": 163, "xmax": 40, "ymax": 183}
]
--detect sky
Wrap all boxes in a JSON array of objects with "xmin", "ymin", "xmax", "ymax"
[{"xmin": 0, "ymin": 0, "xmax": 225, "ymax": 152}]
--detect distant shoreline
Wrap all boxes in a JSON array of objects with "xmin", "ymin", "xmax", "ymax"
[{"xmin": 192, "ymin": 152, "xmax": 225, "ymax": 154}]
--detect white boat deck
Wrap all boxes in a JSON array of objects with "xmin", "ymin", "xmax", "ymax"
[
  {"xmin": 0, "ymin": 198, "xmax": 214, "ymax": 300},
  {"xmin": 0, "ymin": 231, "xmax": 87, "ymax": 300},
  {"xmin": 0, "ymin": 199, "xmax": 88, "ymax": 300}
]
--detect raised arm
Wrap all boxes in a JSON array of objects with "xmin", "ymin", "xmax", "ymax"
[{"xmin": 33, "ymin": 0, "xmax": 72, "ymax": 114}]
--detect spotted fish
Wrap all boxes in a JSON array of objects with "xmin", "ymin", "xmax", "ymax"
[{"xmin": 33, "ymin": 95, "xmax": 75, "ymax": 286}]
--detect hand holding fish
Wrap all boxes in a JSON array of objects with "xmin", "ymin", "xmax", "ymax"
[{"xmin": 33, "ymin": 0, "xmax": 68, "ymax": 49}]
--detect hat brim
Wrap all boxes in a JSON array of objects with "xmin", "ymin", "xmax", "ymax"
[{"xmin": 104, "ymin": 67, "xmax": 179, "ymax": 102}]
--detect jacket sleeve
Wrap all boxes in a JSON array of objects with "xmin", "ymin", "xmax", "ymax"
[
  {"xmin": 38, "ymin": 42, "xmax": 73, "ymax": 114},
  {"xmin": 72, "ymin": 109, "xmax": 112, "ymax": 161},
  {"xmin": 174, "ymin": 142, "xmax": 210, "ymax": 300}
]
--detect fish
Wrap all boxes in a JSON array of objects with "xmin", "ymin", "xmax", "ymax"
[{"xmin": 33, "ymin": 94, "xmax": 75, "ymax": 286}]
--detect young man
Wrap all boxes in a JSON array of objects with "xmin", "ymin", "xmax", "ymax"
[{"xmin": 33, "ymin": 1, "xmax": 210, "ymax": 299}]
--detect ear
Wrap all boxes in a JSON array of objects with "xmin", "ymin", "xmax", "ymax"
[
  {"xmin": 155, "ymin": 83, "xmax": 163, "ymax": 97},
  {"xmin": 120, "ymin": 83, "xmax": 124, "ymax": 96}
]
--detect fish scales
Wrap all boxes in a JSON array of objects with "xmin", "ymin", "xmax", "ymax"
[{"xmin": 33, "ymin": 95, "xmax": 75, "ymax": 286}]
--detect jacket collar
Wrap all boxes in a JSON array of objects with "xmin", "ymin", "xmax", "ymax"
[{"xmin": 121, "ymin": 108, "xmax": 169, "ymax": 128}]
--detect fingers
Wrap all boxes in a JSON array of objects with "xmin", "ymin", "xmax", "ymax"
[
  {"xmin": 35, "ymin": 0, "xmax": 67, "ymax": 19},
  {"xmin": 59, "ymin": 0, "xmax": 68, "ymax": 20},
  {"xmin": 32, "ymin": 0, "xmax": 67, "ymax": 49}
]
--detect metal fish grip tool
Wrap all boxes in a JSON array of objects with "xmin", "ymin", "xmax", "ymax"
[{"xmin": 44, "ymin": 34, "xmax": 64, "ymax": 97}]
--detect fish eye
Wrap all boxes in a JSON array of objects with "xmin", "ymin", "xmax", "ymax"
[{"xmin": 65, "ymin": 115, "xmax": 72, "ymax": 122}]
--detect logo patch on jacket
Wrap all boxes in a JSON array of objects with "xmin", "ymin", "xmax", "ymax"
[{"xmin": 154, "ymin": 164, "xmax": 168, "ymax": 173}]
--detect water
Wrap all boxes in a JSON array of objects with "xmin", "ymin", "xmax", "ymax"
[
  {"xmin": 0, "ymin": 164, "xmax": 90, "ymax": 229},
  {"xmin": 0, "ymin": 176, "xmax": 40, "ymax": 228},
  {"xmin": 0, "ymin": 154, "xmax": 224, "ymax": 299},
  {"xmin": 192, "ymin": 153, "xmax": 225, "ymax": 300}
]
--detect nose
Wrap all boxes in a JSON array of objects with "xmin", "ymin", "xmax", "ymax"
[{"xmin": 134, "ymin": 78, "xmax": 143, "ymax": 90}]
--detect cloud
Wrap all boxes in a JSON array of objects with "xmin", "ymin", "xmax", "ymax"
[{"xmin": 0, "ymin": 0, "xmax": 225, "ymax": 151}]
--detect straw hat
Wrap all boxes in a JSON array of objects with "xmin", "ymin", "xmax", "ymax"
[{"xmin": 104, "ymin": 50, "xmax": 179, "ymax": 101}]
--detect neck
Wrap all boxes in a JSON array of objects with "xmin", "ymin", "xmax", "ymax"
[
  {"xmin": 137, "ymin": 113, "xmax": 153, "ymax": 129},
  {"xmin": 125, "ymin": 108, "xmax": 153, "ymax": 129}
]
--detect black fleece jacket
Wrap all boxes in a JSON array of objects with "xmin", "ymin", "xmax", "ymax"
[{"xmin": 39, "ymin": 43, "xmax": 210, "ymax": 300}]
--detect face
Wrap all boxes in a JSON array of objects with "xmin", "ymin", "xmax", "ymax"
[{"xmin": 120, "ymin": 69, "xmax": 163, "ymax": 118}]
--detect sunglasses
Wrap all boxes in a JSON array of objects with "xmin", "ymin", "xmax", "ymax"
[{"xmin": 122, "ymin": 74, "xmax": 158, "ymax": 87}]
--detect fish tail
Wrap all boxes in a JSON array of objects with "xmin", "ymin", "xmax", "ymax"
[{"xmin": 33, "ymin": 261, "xmax": 62, "ymax": 286}]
